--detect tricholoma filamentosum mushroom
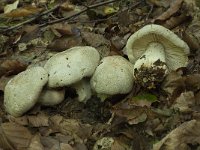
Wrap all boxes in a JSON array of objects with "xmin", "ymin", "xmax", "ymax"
[
  {"xmin": 4, "ymin": 67, "xmax": 48, "ymax": 117},
  {"xmin": 44, "ymin": 46, "xmax": 100, "ymax": 102},
  {"xmin": 126, "ymin": 24, "xmax": 190, "ymax": 89},
  {"xmin": 90, "ymin": 55, "xmax": 134, "ymax": 101}
]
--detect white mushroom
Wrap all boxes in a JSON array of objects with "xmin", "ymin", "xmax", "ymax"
[
  {"xmin": 90, "ymin": 56, "xmax": 134, "ymax": 101},
  {"xmin": 71, "ymin": 79, "xmax": 92, "ymax": 103},
  {"xmin": 38, "ymin": 88, "xmax": 65, "ymax": 106},
  {"xmin": 4, "ymin": 67, "xmax": 48, "ymax": 117},
  {"xmin": 44, "ymin": 46, "xmax": 100, "ymax": 88},
  {"xmin": 126, "ymin": 24, "xmax": 190, "ymax": 88}
]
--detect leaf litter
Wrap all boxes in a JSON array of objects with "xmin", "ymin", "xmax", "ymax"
[{"xmin": 0, "ymin": 0, "xmax": 200, "ymax": 149}]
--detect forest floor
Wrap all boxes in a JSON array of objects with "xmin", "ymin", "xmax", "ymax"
[{"xmin": 0, "ymin": 0, "xmax": 200, "ymax": 150}]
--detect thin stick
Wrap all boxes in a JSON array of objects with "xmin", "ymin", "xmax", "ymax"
[
  {"xmin": 39, "ymin": 0, "xmax": 121, "ymax": 27},
  {"xmin": 0, "ymin": 0, "xmax": 120, "ymax": 33},
  {"xmin": 0, "ymin": 5, "xmax": 60, "ymax": 33}
]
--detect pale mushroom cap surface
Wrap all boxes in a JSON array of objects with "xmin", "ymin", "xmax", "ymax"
[
  {"xmin": 126, "ymin": 24, "xmax": 190, "ymax": 70},
  {"xmin": 38, "ymin": 88, "xmax": 65, "ymax": 106},
  {"xmin": 90, "ymin": 56, "xmax": 134, "ymax": 95},
  {"xmin": 4, "ymin": 67, "xmax": 48, "ymax": 117},
  {"xmin": 44, "ymin": 46, "xmax": 100, "ymax": 88}
]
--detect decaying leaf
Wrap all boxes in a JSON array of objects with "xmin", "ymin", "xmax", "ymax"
[
  {"xmin": 4, "ymin": 6, "xmax": 43, "ymax": 17},
  {"xmin": 172, "ymin": 91, "xmax": 195, "ymax": 113},
  {"xmin": 28, "ymin": 134, "xmax": 44, "ymax": 150},
  {"xmin": 49, "ymin": 115, "xmax": 92, "ymax": 142},
  {"xmin": 47, "ymin": 36, "xmax": 82, "ymax": 51},
  {"xmin": 0, "ymin": 59, "xmax": 27, "ymax": 77},
  {"xmin": 154, "ymin": 0, "xmax": 183, "ymax": 22},
  {"xmin": 0, "ymin": 122, "xmax": 33, "ymax": 150},
  {"xmin": 81, "ymin": 31, "xmax": 110, "ymax": 57},
  {"xmin": 60, "ymin": 1, "xmax": 75, "ymax": 11},
  {"xmin": 153, "ymin": 120, "xmax": 200, "ymax": 150},
  {"xmin": 0, "ymin": 76, "xmax": 12, "ymax": 91},
  {"xmin": 130, "ymin": 92, "xmax": 157, "ymax": 107}
]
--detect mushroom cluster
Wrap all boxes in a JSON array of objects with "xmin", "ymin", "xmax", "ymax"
[
  {"xmin": 4, "ymin": 24, "xmax": 190, "ymax": 117},
  {"xmin": 4, "ymin": 46, "xmax": 101, "ymax": 117}
]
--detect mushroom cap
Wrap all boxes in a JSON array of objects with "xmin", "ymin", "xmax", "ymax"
[
  {"xmin": 44, "ymin": 46, "xmax": 100, "ymax": 88},
  {"xmin": 38, "ymin": 88, "xmax": 65, "ymax": 106},
  {"xmin": 126, "ymin": 24, "xmax": 190, "ymax": 70},
  {"xmin": 90, "ymin": 56, "xmax": 134, "ymax": 95},
  {"xmin": 4, "ymin": 67, "xmax": 48, "ymax": 117}
]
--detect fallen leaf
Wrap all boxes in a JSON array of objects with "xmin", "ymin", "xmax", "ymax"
[
  {"xmin": 28, "ymin": 134, "xmax": 44, "ymax": 150},
  {"xmin": 0, "ymin": 76, "xmax": 12, "ymax": 91},
  {"xmin": 0, "ymin": 122, "xmax": 33, "ymax": 150},
  {"xmin": 49, "ymin": 115, "xmax": 92, "ymax": 143},
  {"xmin": 154, "ymin": 0, "xmax": 183, "ymax": 22},
  {"xmin": 47, "ymin": 36, "xmax": 82, "ymax": 52},
  {"xmin": 161, "ymin": 71, "xmax": 185, "ymax": 97},
  {"xmin": 4, "ymin": 0, "xmax": 19, "ymax": 14},
  {"xmin": 60, "ymin": 1, "xmax": 75, "ymax": 11},
  {"xmin": 0, "ymin": 59, "xmax": 27, "ymax": 77},
  {"xmin": 50, "ymin": 23, "xmax": 79, "ymax": 36},
  {"xmin": 172, "ymin": 91, "xmax": 195, "ymax": 113},
  {"xmin": 130, "ymin": 92, "xmax": 157, "ymax": 107},
  {"xmin": 81, "ymin": 31, "xmax": 110, "ymax": 57},
  {"xmin": 4, "ymin": 6, "xmax": 43, "ymax": 17},
  {"xmin": 153, "ymin": 120, "xmax": 200, "ymax": 150}
]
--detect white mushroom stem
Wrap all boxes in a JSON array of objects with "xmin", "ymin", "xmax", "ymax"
[
  {"xmin": 133, "ymin": 42, "xmax": 168, "ymax": 88},
  {"xmin": 71, "ymin": 79, "xmax": 92, "ymax": 103}
]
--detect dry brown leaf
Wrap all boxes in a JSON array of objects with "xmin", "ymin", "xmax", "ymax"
[
  {"xmin": 153, "ymin": 120, "xmax": 200, "ymax": 150},
  {"xmin": 50, "ymin": 23, "xmax": 78, "ymax": 36},
  {"xmin": 49, "ymin": 115, "xmax": 92, "ymax": 142},
  {"xmin": 162, "ymin": 14, "xmax": 188, "ymax": 29},
  {"xmin": 0, "ymin": 76, "xmax": 12, "ymax": 91},
  {"xmin": 0, "ymin": 59, "xmax": 27, "ymax": 77},
  {"xmin": 4, "ymin": 6, "xmax": 43, "ymax": 17},
  {"xmin": 147, "ymin": 0, "xmax": 172, "ymax": 7},
  {"xmin": 0, "ymin": 122, "xmax": 32, "ymax": 150},
  {"xmin": 28, "ymin": 134, "xmax": 44, "ymax": 150},
  {"xmin": 161, "ymin": 71, "xmax": 185, "ymax": 96},
  {"xmin": 27, "ymin": 113, "xmax": 49, "ymax": 127},
  {"xmin": 40, "ymin": 136, "xmax": 60, "ymax": 149},
  {"xmin": 172, "ymin": 91, "xmax": 195, "ymax": 113},
  {"xmin": 60, "ymin": 143, "xmax": 74, "ymax": 150},
  {"xmin": 81, "ymin": 31, "xmax": 110, "ymax": 57},
  {"xmin": 47, "ymin": 36, "xmax": 82, "ymax": 52},
  {"xmin": 60, "ymin": 2, "xmax": 75, "ymax": 11},
  {"xmin": 155, "ymin": 0, "xmax": 183, "ymax": 21}
]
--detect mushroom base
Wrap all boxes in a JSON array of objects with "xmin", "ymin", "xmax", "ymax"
[{"xmin": 134, "ymin": 60, "xmax": 167, "ymax": 89}]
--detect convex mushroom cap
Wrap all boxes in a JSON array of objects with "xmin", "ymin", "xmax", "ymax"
[
  {"xmin": 90, "ymin": 56, "xmax": 134, "ymax": 100},
  {"xmin": 4, "ymin": 67, "xmax": 48, "ymax": 117},
  {"xmin": 44, "ymin": 46, "xmax": 100, "ymax": 88},
  {"xmin": 126, "ymin": 24, "xmax": 190, "ymax": 88}
]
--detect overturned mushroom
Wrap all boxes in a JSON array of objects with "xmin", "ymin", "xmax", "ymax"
[
  {"xmin": 4, "ymin": 67, "xmax": 48, "ymax": 117},
  {"xmin": 90, "ymin": 56, "xmax": 134, "ymax": 101},
  {"xmin": 126, "ymin": 24, "xmax": 190, "ymax": 88}
]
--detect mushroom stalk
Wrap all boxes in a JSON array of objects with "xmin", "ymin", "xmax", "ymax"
[{"xmin": 133, "ymin": 42, "xmax": 168, "ymax": 88}]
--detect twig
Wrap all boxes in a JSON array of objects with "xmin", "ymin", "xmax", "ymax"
[
  {"xmin": 65, "ymin": 1, "xmax": 141, "ymax": 24},
  {"xmin": 0, "ymin": 5, "xmax": 60, "ymax": 33},
  {"xmin": 39, "ymin": 0, "xmax": 121, "ymax": 27}
]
